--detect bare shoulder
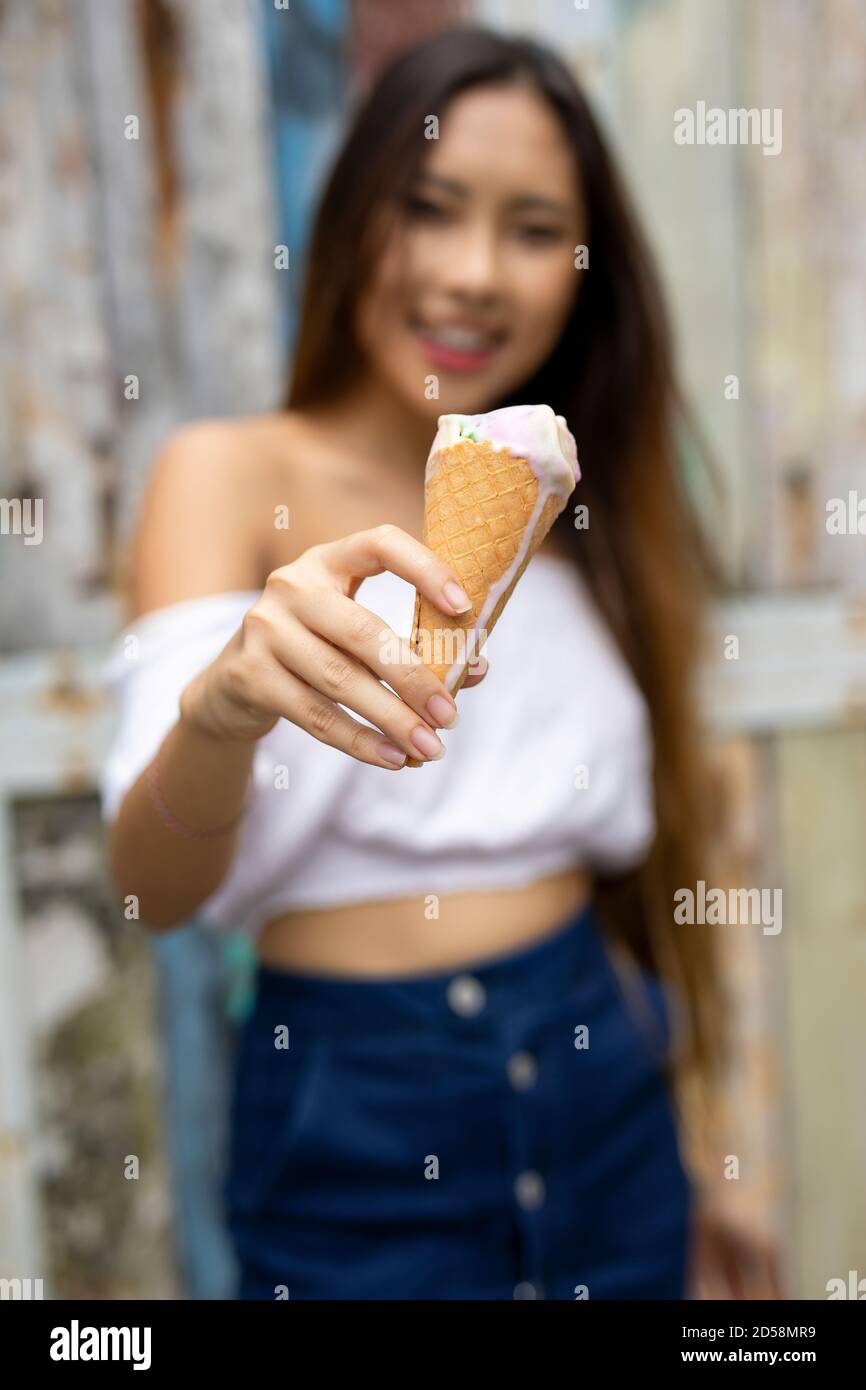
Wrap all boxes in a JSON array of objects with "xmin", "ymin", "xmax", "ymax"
[
  {"xmin": 128, "ymin": 415, "xmax": 293, "ymax": 620},
  {"xmin": 126, "ymin": 409, "xmax": 404, "ymax": 618}
]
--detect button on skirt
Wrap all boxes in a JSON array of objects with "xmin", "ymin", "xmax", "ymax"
[{"xmin": 222, "ymin": 898, "xmax": 693, "ymax": 1299}]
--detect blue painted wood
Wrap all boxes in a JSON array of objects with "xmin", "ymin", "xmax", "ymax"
[
  {"xmin": 261, "ymin": 0, "xmax": 348, "ymax": 354},
  {"xmin": 151, "ymin": 924, "xmax": 240, "ymax": 1299}
]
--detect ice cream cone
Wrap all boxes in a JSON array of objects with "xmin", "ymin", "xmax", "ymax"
[{"xmin": 406, "ymin": 405, "xmax": 579, "ymax": 766}]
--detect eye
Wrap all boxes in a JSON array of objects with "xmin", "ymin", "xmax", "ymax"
[
  {"xmin": 517, "ymin": 224, "xmax": 565, "ymax": 244},
  {"xmin": 403, "ymin": 193, "xmax": 451, "ymax": 221}
]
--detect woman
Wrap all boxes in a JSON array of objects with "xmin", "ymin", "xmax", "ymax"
[{"xmin": 102, "ymin": 26, "xmax": 771, "ymax": 1299}]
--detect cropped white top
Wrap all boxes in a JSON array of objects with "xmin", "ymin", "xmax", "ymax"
[{"xmin": 98, "ymin": 555, "xmax": 656, "ymax": 939}]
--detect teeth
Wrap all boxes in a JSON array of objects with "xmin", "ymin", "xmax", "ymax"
[{"xmin": 423, "ymin": 324, "xmax": 495, "ymax": 351}]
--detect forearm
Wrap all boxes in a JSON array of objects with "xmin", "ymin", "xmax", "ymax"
[{"xmin": 107, "ymin": 711, "xmax": 257, "ymax": 930}]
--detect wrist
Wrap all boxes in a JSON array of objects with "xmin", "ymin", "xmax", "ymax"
[
  {"xmin": 146, "ymin": 737, "xmax": 254, "ymax": 840},
  {"xmin": 179, "ymin": 669, "xmax": 261, "ymax": 746}
]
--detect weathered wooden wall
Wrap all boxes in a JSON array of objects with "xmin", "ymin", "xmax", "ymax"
[
  {"xmin": 0, "ymin": 0, "xmax": 283, "ymax": 655},
  {"xmin": 617, "ymin": 0, "xmax": 866, "ymax": 1296}
]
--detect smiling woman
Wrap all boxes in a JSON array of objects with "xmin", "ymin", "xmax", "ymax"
[{"xmin": 102, "ymin": 23, "xmax": 733, "ymax": 1301}]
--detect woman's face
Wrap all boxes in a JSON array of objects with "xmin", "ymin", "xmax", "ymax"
[{"xmin": 354, "ymin": 82, "xmax": 586, "ymax": 419}]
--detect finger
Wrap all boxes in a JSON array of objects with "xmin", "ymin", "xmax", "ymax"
[
  {"xmin": 263, "ymin": 611, "xmax": 446, "ymax": 763},
  {"xmin": 286, "ymin": 587, "xmax": 459, "ymax": 730},
  {"xmin": 724, "ymin": 1229, "xmax": 778, "ymax": 1301},
  {"xmin": 320, "ymin": 524, "xmax": 474, "ymax": 616},
  {"xmin": 765, "ymin": 1250, "xmax": 784, "ymax": 1299},
  {"xmin": 749, "ymin": 1244, "xmax": 783, "ymax": 1300},
  {"xmin": 251, "ymin": 654, "xmax": 412, "ymax": 770}
]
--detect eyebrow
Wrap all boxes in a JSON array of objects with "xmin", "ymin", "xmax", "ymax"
[{"xmin": 414, "ymin": 171, "xmax": 573, "ymax": 217}]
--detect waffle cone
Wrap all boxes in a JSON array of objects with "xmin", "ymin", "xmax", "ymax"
[{"xmin": 406, "ymin": 438, "xmax": 566, "ymax": 766}]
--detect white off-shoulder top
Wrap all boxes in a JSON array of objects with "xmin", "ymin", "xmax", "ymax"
[{"xmin": 98, "ymin": 555, "xmax": 656, "ymax": 938}]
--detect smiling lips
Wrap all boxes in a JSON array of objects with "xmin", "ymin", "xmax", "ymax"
[{"xmin": 413, "ymin": 316, "xmax": 506, "ymax": 373}]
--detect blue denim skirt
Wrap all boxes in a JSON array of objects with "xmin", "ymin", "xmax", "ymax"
[{"xmin": 222, "ymin": 898, "xmax": 693, "ymax": 1300}]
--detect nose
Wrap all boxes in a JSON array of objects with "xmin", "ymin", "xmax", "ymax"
[{"xmin": 439, "ymin": 217, "xmax": 501, "ymax": 300}]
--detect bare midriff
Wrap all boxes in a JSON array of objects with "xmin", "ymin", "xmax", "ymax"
[{"xmin": 256, "ymin": 865, "xmax": 594, "ymax": 976}]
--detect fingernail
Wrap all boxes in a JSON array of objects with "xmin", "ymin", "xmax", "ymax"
[
  {"xmin": 410, "ymin": 724, "xmax": 445, "ymax": 760},
  {"xmin": 443, "ymin": 580, "xmax": 472, "ymax": 613},
  {"xmin": 377, "ymin": 741, "xmax": 407, "ymax": 767},
  {"xmin": 426, "ymin": 693, "xmax": 458, "ymax": 728}
]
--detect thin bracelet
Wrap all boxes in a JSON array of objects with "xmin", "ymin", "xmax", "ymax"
[{"xmin": 146, "ymin": 744, "xmax": 254, "ymax": 839}]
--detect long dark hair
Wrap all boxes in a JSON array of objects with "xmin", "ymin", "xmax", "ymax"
[{"xmin": 286, "ymin": 26, "xmax": 729, "ymax": 1155}]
